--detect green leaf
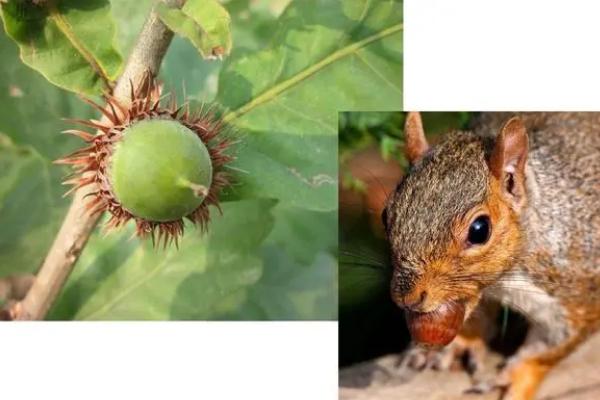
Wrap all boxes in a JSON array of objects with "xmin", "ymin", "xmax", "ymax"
[
  {"xmin": 49, "ymin": 199, "xmax": 276, "ymax": 320},
  {"xmin": 0, "ymin": 30, "xmax": 89, "ymax": 279},
  {"xmin": 226, "ymin": 0, "xmax": 289, "ymax": 52},
  {"xmin": 0, "ymin": 0, "xmax": 123, "ymax": 95},
  {"xmin": 268, "ymin": 205, "xmax": 337, "ymax": 265},
  {"xmin": 0, "ymin": 136, "xmax": 68, "ymax": 277},
  {"xmin": 340, "ymin": 111, "xmax": 396, "ymax": 132},
  {"xmin": 214, "ymin": 205, "xmax": 338, "ymax": 320},
  {"xmin": 157, "ymin": 0, "xmax": 232, "ymax": 60},
  {"xmin": 218, "ymin": 0, "xmax": 402, "ymax": 211},
  {"xmin": 380, "ymin": 134, "xmax": 401, "ymax": 161},
  {"xmin": 224, "ymin": 246, "xmax": 337, "ymax": 320},
  {"xmin": 0, "ymin": 30, "xmax": 92, "ymax": 159}
]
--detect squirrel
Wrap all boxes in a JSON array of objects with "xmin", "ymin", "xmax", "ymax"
[{"xmin": 382, "ymin": 112, "xmax": 600, "ymax": 400}]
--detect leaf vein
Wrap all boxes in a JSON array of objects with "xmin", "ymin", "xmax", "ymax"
[
  {"xmin": 223, "ymin": 23, "xmax": 403, "ymax": 123},
  {"xmin": 49, "ymin": 4, "xmax": 111, "ymax": 90},
  {"xmin": 273, "ymin": 99, "xmax": 336, "ymax": 134},
  {"xmin": 80, "ymin": 247, "xmax": 172, "ymax": 320},
  {"xmin": 354, "ymin": 51, "xmax": 401, "ymax": 93}
]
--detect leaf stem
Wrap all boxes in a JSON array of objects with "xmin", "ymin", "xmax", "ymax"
[
  {"xmin": 177, "ymin": 177, "xmax": 209, "ymax": 198},
  {"xmin": 222, "ymin": 23, "xmax": 403, "ymax": 123},
  {"xmin": 11, "ymin": 0, "xmax": 186, "ymax": 321}
]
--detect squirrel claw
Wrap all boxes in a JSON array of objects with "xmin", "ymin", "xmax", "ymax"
[
  {"xmin": 462, "ymin": 360, "xmax": 521, "ymax": 399},
  {"xmin": 464, "ymin": 381, "xmax": 496, "ymax": 395},
  {"xmin": 396, "ymin": 345, "xmax": 454, "ymax": 372},
  {"xmin": 464, "ymin": 378, "xmax": 507, "ymax": 396},
  {"xmin": 397, "ymin": 336, "xmax": 486, "ymax": 374},
  {"xmin": 396, "ymin": 346, "xmax": 429, "ymax": 370}
]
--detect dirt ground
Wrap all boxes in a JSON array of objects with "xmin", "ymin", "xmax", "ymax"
[{"xmin": 339, "ymin": 331, "xmax": 600, "ymax": 400}]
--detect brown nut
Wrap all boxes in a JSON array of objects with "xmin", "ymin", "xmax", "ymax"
[{"xmin": 405, "ymin": 302, "xmax": 465, "ymax": 346}]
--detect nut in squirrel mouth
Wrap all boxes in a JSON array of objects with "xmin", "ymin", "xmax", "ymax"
[{"xmin": 404, "ymin": 302, "xmax": 466, "ymax": 346}]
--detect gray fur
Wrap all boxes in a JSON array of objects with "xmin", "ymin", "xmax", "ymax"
[
  {"xmin": 474, "ymin": 113, "xmax": 600, "ymax": 271},
  {"xmin": 485, "ymin": 273, "xmax": 570, "ymax": 346},
  {"xmin": 386, "ymin": 131, "xmax": 490, "ymax": 290}
]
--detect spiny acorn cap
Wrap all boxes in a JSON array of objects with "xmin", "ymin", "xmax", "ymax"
[{"xmin": 56, "ymin": 74, "xmax": 233, "ymax": 247}]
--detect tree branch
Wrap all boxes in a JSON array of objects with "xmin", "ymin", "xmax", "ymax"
[{"xmin": 12, "ymin": 0, "xmax": 185, "ymax": 320}]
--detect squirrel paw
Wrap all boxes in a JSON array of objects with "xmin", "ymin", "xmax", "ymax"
[
  {"xmin": 397, "ymin": 334, "xmax": 487, "ymax": 374},
  {"xmin": 465, "ymin": 356, "xmax": 547, "ymax": 400},
  {"xmin": 461, "ymin": 357, "xmax": 514, "ymax": 397}
]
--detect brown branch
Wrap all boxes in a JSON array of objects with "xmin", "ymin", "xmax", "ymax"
[{"xmin": 11, "ymin": 0, "xmax": 186, "ymax": 321}]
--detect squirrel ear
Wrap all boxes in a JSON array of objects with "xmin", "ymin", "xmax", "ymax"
[
  {"xmin": 404, "ymin": 112, "xmax": 429, "ymax": 164},
  {"xmin": 490, "ymin": 117, "xmax": 529, "ymax": 208}
]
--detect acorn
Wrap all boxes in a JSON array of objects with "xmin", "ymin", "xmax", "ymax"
[
  {"xmin": 56, "ymin": 73, "xmax": 233, "ymax": 247},
  {"xmin": 405, "ymin": 302, "xmax": 465, "ymax": 346}
]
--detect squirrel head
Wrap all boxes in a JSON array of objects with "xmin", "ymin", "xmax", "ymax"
[{"xmin": 383, "ymin": 112, "xmax": 529, "ymax": 346}]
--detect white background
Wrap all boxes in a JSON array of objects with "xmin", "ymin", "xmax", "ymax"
[
  {"xmin": 405, "ymin": 0, "xmax": 600, "ymax": 110},
  {"xmin": 0, "ymin": 323, "xmax": 337, "ymax": 399},
  {"xmin": 5, "ymin": 1, "xmax": 600, "ymax": 399}
]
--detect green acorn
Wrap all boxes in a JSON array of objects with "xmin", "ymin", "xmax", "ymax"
[
  {"xmin": 111, "ymin": 118, "xmax": 214, "ymax": 222},
  {"xmin": 57, "ymin": 75, "xmax": 233, "ymax": 247}
]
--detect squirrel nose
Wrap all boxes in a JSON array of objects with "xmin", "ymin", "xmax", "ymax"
[{"xmin": 403, "ymin": 290, "xmax": 428, "ymax": 311}]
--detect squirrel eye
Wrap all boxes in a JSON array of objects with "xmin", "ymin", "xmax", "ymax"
[{"xmin": 467, "ymin": 215, "xmax": 491, "ymax": 245}]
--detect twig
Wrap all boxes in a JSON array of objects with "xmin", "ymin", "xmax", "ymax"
[{"xmin": 11, "ymin": 0, "xmax": 185, "ymax": 320}]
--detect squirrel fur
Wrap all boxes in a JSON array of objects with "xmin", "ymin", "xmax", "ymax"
[{"xmin": 383, "ymin": 112, "xmax": 600, "ymax": 400}]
